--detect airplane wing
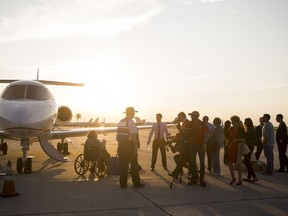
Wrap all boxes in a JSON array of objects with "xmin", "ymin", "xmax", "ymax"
[
  {"xmin": 1, "ymin": 125, "xmax": 174, "ymax": 162},
  {"xmin": 39, "ymin": 125, "xmax": 155, "ymax": 162},
  {"xmin": 0, "ymin": 130, "xmax": 15, "ymax": 140},
  {"xmin": 49, "ymin": 127, "xmax": 118, "ymax": 139},
  {"xmin": 49, "ymin": 124, "xmax": 155, "ymax": 139}
]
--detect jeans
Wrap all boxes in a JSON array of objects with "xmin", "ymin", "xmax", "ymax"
[
  {"xmin": 263, "ymin": 145, "xmax": 274, "ymax": 173},
  {"xmin": 212, "ymin": 147, "xmax": 221, "ymax": 173},
  {"xmin": 189, "ymin": 144, "xmax": 205, "ymax": 181}
]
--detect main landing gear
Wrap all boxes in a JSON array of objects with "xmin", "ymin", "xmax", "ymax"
[{"xmin": 0, "ymin": 138, "xmax": 8, "ymax": 155}]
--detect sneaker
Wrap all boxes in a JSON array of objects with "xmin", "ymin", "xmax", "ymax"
[
  {"xmin": 134, "ymin": 183, "xmax": 145, "ymax": 188},
  {"xmin": 151, "ymin": 168, "xmax": 154, "ymax": 171},
  {"xmin": 275, "ymin": 169, "xmax": 285, "ymax": 173},
  {"xmin": 121, "ymin": 185, "xmax": 127, "ymax": 189},
  {"xmin": 200, "ymin": 181, "xmax": 206, "ymax": 187}
]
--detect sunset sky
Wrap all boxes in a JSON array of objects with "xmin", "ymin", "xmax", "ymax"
[{"xmin": 0, "ymin": 0, "xmax": 287, "ymax": 125}]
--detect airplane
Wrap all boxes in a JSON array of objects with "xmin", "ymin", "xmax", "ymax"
[
  {"xmin": 65, "ymin": 118, "xmax": 94, "ymax": 127},
  {"xmin": 135, "ymin": 116, "xmax": 178, "ymax": 126},
  {"xmin": 135, "ymin": 117, "xmax": 146, "ymax": 125},
  {"xmin": 0, "ymin": 76, "xmax": 154, "ymax": 174}
]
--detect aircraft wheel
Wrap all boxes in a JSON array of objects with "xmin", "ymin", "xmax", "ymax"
[
  {"xmin": 74, "ymin": 154, "xmax": 89, "ymax": 175},
  {"xmin": 2, "ymin": 142, "xmax": 8, "ymax": 155},
  {"xmin": 24, "ymin": 158, "xmax": 32, "ymax": 174},
  {"xmin": 57, "ymin": 142, "xmax": 62, "ymax": 152},
  {"xmin": 17, "ymin": 158, "xmax": 23, "ymax": 173},
  {"xmin": 63, "ymin": 142, "xmax": 69, "ymax": 155},
  {"xmin": 95, "ymin": 155, "xmax": 109, "ymax": 178}
]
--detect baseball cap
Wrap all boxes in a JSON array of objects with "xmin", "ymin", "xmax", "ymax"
[{"xmin": 188, "ymin": 111, "xmax": 200, "ymax": 117}]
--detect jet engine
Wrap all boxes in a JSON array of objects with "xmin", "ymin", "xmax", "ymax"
[{"xmin": 55, "ymin": 106, "xmax": 72, "ymax": 126}]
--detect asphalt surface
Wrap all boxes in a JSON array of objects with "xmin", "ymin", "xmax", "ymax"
[{"xmin": 0, "ymin": 128, "xmax": 287, "ymax": 216}]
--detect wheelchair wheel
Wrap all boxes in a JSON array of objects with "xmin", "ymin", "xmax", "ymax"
[
  {"xmin": 74, "ymin": 154, "xmax": 89, "ymax": 175},
  {"xmin": 95, "ymin": 155, "xmax": 109, "ymax": 177}
]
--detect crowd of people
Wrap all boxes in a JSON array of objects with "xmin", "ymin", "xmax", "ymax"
[{"xmin": 115, "ymin": 107, "xmax": 288, "ymax": 189}]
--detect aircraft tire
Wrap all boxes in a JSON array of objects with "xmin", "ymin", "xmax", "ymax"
[
  {"xmin": 63, "ymin": 142, "xmax": 69, "ymax": 155},
  {"xmin": 2, "ymin": 142, "xmax": 8, "ymax": 155},
  {"xmin": 57, "ymin": 143, "xmax": 62, "ymax": 152},
  {"xmin": 24, "ymin": 158, "xmax": 32, "ymax": 174},
  {"xmin": 17, "ymin": 158, "xmax": 23, "ymax": 173}
]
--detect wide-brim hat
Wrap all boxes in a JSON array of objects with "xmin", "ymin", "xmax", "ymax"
[{"xmin": 123, "ymin": 107, "xmax": 138, "ymax": 114}]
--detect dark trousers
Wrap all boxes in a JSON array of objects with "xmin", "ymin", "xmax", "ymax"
[
  {"xmin": 277, "ymin": 141, "xmax": 288, "ymax": 171},
  {"xmin": 118, "ymin": 141, "xmax": 140, "ymax": 187},
  {"xmin": 172, "ymin": 151, "xmax": 189, "ymax": 177},
  {"xmin": 189, "ymin": 144, "xmax": 205, "ymax": 182},
  {"xmin": 206, "ymin": 143, "xmax": 212, "ymax": 171},
  {"xmin": 244, "ymin": 152, "xmax": 256, "ymax": 179},
  {"xmin": 255, "ymin": 143, "xmax": 263, "ymax": 161},
  {"xmin": 223, "ymin": 140, "xmax": 229, "ymax": 165},
  {"xmin": 151, "ymin": 139, "xmax": 167, "ymax": 168}
]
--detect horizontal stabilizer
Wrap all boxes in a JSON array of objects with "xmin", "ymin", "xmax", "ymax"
[
  {"xmin": 0, "ymin": 79, "xmax": 84, "ymax": 87},
  {"xmin": 39, "ymin": 137, "xmax": 69, "ymax": 162},
  {"xmin": 37, "ymin": 80, "xmax": 84, "ymax": 86}
]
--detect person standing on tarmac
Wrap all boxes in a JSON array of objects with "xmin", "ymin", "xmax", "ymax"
[
  {"xmin": 147, "ymin": 113, "xmax": 169, "ymax": 171},
  {"xmin": 116, "ymin": 107, "xmax": 144, "ymax": 189},
  {"xmin": 187, "ymin": 111, "xmax": 207, "ymax": 187}
]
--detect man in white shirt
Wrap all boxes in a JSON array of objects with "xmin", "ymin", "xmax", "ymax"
[
  {"xmin": 147, "ymin": 113, "xmax": 169, "ymax": 171},
  {"xmin": 116, "ymin": 107, "xmax": 144, "ymax": 188},
  {"xmin": 262, "ymin": 113, "xmax": 274, "ymax": 175},
  {"xmin": 203, "ymin": 116, "xmax": 215, "ymax": 172}
]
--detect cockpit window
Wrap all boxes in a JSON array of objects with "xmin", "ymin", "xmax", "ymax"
[
  {"xmin": 2, "ymin": 85, "xmax": 25, "ymax": 100},
  {"xmin": 1, "ymin": 84, "xmax": 51, "ymax": 100},
  {"xmin": 26, "ymin": 85, "xmax": 50, "ymax": 100}
]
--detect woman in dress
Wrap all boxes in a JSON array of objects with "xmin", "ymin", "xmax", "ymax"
[{"xmin": 228, "ymin": 115, "xmax": 246, "ymax": 185}]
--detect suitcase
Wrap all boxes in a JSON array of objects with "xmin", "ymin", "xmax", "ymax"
[{"xmin": 107, "ymin": 155, "xmax": 120, "ymax": 175}]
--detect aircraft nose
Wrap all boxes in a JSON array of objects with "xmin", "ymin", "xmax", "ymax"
[
  {"xmin": 0, "ymin": 102, "xmax": 35, "ymax": 127},
  {"xmin": 12, "ymin": 107, "xmax": 32, "ymax": 124},
  {"xmin": 6, "ymin": 106, "xmax": 33, "ymax": 126}
]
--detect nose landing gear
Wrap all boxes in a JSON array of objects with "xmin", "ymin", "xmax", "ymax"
[{"xmin": 16, "ymin": 139, "xmax": 32, "ymax": 174}]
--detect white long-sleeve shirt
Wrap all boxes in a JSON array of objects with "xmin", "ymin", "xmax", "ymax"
[{"xmin": 148, "ymin": 122, "xmax": 169, "ymax": 141}]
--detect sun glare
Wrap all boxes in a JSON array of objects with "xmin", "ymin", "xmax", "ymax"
[{"xmin": 61, "ymin": 58, "xmax": 136, "ymax": 120}]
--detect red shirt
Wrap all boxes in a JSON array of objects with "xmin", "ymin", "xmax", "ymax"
[{"xmin": 190, "ymin": 120, "xmax": 207, "ymax": 145}]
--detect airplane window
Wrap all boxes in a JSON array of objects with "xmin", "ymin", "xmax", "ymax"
[
  {"xmin": 1, "ymin": 85, "xmax": 25, "ymax": 100},
  {"xmin": 26, "ymin": 85, "xmax": 50, "ymax": 100},
  {"xmin": 45, "ymin": 88, "xmax": 55, "ymax": 100}
]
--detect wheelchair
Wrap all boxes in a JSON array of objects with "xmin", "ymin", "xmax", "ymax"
[{"xmin": 74, "ymin": 144, "xmax": 109, "ymax": 177}]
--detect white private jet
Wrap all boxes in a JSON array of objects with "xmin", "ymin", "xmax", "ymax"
[{"xmin": 0, "ymin": 77, "xmax": 152, "ymax": 174}]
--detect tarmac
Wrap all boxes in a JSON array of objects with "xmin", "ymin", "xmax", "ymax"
[{"xmin": 0, "ymin": 127, "xmax": 287, "ymax": 216}]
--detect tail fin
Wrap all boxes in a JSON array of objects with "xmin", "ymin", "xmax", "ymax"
[{"xmin": 36, "ymin": 68, "xmax": 39, "ymax": 80}]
